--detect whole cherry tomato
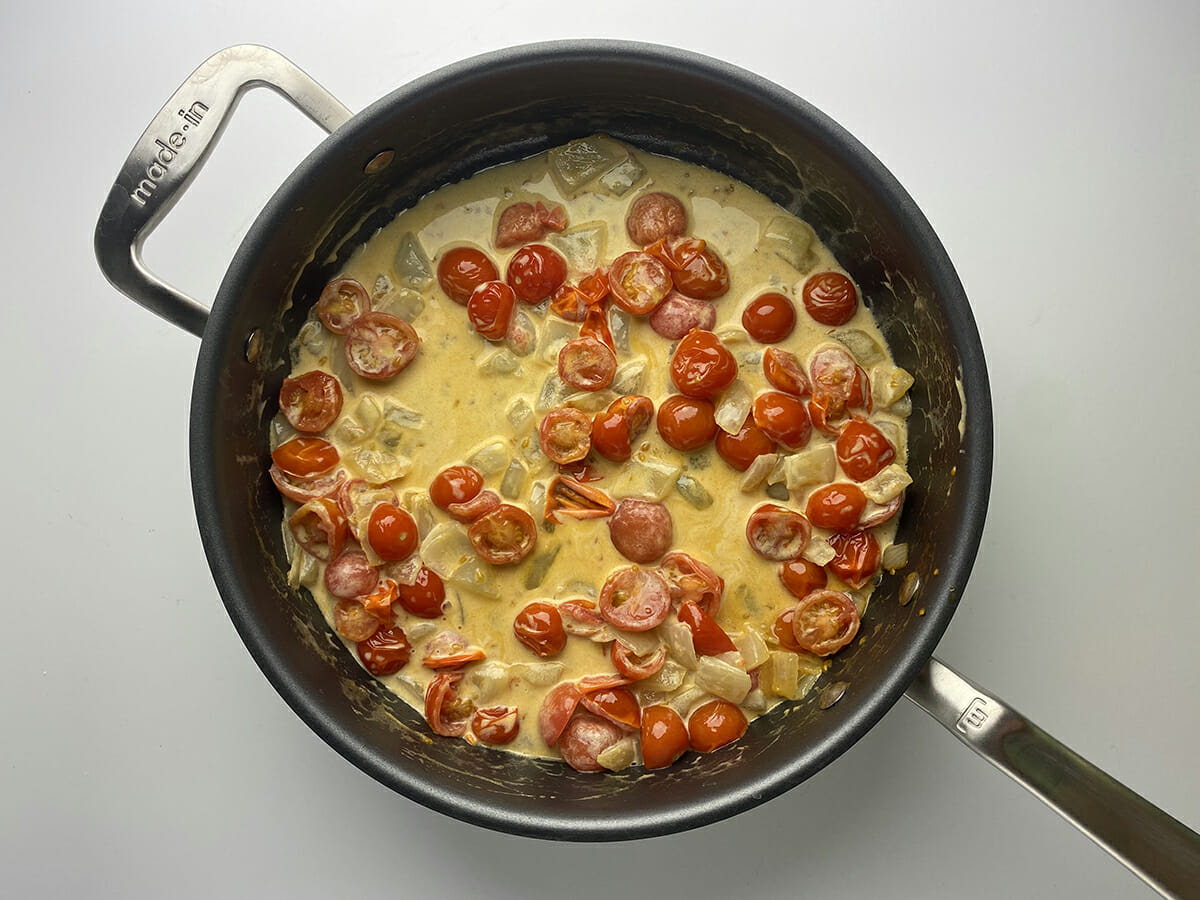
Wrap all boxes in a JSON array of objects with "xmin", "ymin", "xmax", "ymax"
[
  {"xmin": 805, "ymin": 483, "xmax": 867, "ymax": 531},
  {"xmin": 396, "ymin": 567, "xmax": 447, "ymax": 618},
  {"xmin": 779, "ymin": 557, "xmax": 829, "ymax": 600},
  {"xmin": 279, "ymin": 370, "xmax": 343, "ymax": 434},
  {"xmin": 827, "ymin": 530, "xmax": 881, "ymax": 589},
  {"xmin": 745, "ymin": 504, "xmax": 812, "ymax": 561},
  {"xmin": 356, "ymin": 625, "xmax": 412, "ymax": 676},
  {"xmin": 656, "ymin": 394, "xmax": 718, "ymax": 451},
  {"xmin": 468, "ymin": 504, "xmax": 537, "ymax": 565},
  {"xmin": 714, "ymin": 415, "xmax": 776, "ymax": 471},
  {"xmin": 688, "ymin": 699, "xmax": 747, "ymax": 753},
  {"xmin": 513, "ymin": 601, "xmax": 568, "ymax": 657},
  {"xmin": 836, "ymin": 420, "xmax": 896, "ymax": 482},
  {"xmin": 742, "ymin": 291, "xmax": 797, "ymax": 343},
  {"xmin": 751, "ymin": 391, "xmax": 812, "ymax": 451},
  {"xmin": 762, "ymin": 347, "xmax": 810, "ymax": 396},
  {"xmin": 672, "ymin": 245, "xmax": 730, "ymax": 300},
  {"xmin": 625, "ymin": 192, "xmax": 687, "ymax": 246},
  {"xmin": 558, "ymin": 336, "xmax": 617, "ymax": 391},
  {"xmin": 272, "ymin": 437, "xmax": 339, "ymax": 478},
  {"xmin": 317, "ymin": 277, "xmax": 371, "ymax": 334},
  {"xmin": 591, "ymin": 395, "xmax": 654, "ymax": 462},
  {"xmin": 791, "ymin": 589, "xmax": 860, "ymax": 656},
  {"xmin": 669, "ymin": 330, "xmax": 737, "ymax": 399},
  {"xmin": 506, "ymin": 243, "xmax": 568, "ymax": 303},
  {"xmin": 538, "ymin": 407, "xmax": 593, "ymax": 464},
  {"xmin": 802, "ymin": 271, "xmax": 859, "ymax": 326},
  {"xmin": 608, "ymin": 251, "xmax": 673, "ymax": 315},
  {"xmin": 429, "ymin": 465, "xmax": 484, "ymax": 510},
  {"xmin": 367, "ymin": 502, "xmax": 418, "ymax": 561},
  {"xmin": 466, "ymin": 281, "xmax": 516, "ymax": 341},
  {"xmin": 472, "ymin": 705, "xmax": 520, "ymax": 745},
  {"xmin": 640, "ymin": 705, "xmax": 689, "ymax": 770},
  {"xmin": 437, "ymin": 246, "xmax": 499, "ymax": 304}
]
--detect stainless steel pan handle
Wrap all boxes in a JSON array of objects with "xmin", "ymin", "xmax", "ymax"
[
  {"xmin": 93, "ymin": 45, "xmax": 352, "ymax": 337},
  {"xmin": 907, "ymin": 657, "xmax": 1200, "ymax": 899}
]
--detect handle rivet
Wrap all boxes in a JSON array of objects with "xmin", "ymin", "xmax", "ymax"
[
  {"xmin": 364, "ymin": 149, "xmax": 394, "ymax": 175},
  {"xmin": 244, "ymin": 328, "xmax": 264, "ymax": 363}
]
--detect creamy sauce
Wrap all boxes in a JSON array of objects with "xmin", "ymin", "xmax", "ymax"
[{"xmin": 273, "ymin": 137, "xmax": 912, "ymax": 766}]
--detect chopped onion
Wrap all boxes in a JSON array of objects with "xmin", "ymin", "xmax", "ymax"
[
  {"xmin": 881, "ymin": 542, "xmax": 909, "ymax": 571},
  {"xmin": 761, "ymin": 215, "xmax": 817, "ymax": 273},
  {"xmin": 597, "ymin": 736, "xmax": 639, "ymax": 771},
  {"xmin": 393, "ymin": 231, "xmax": 432, "ymax": 289},
  {"xmin": 830, "ymin": 328, "xmax": 885, "ymax": 366},
  {"xmin": 661, "ymin": 620, "xmax": 698, "ymax": 670},
  {"xmin": 419, "ymin": 523, "xmax": 475, "ymax": 579},
  {"xmin": 714, "ymin": 379, "xmax": 752, "ymax": 435},
  {"xmin": 547, "ymin": 222, "xmax": 606, "ymax": 271}
]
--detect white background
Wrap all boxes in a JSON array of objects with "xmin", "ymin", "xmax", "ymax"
[{"xmin": 3, "ymin": 1, "xmax": 1198, "ymax": 897}]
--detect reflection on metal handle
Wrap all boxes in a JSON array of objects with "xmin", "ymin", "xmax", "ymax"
[
  {"xmin": 93, "ymin": 45, "xmax": 353, "ymax": 337},
  {"xmin": 906, "ymin": 657, "xmax": 1200, "ymax": 899}
]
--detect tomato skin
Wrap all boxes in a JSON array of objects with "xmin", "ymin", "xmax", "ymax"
[
  {"xmin": 805, "ymin": 483, "xmax": 868, "ymax": 531},
  {"xmin": 279, "ymin": 371, "xmax": 343, "ymax": 434},
  {"xmin": 317, "ymin": 277, "xmax": 371, "ymax": 333},
  {"xmin": 802, "ymin": 271, "xmax": 859, "ymax": 326},
  {"xmin": 762, "ymin": 347, "xmax": 810, "ymax": 397},
  {"xmin": 836, "ymin": 420, "xmax": 896, "ymax": 482},
  {"xmin": 669, "ymin": 330, "xmax": 737, "ymax": 400},
  {"xmin": 611, "ymin": 642, "xmax": 667, "ymax": 681},
  {"xmin": 344, "ymin": 311, "xmax": 420, "ymax": 380},
  {"xmin": 688, "ymin": 699, "xmax": 747, "ymax": 753},
  {"xmin": 656, "ymin": 394, "xmax": 718, "ymax": 451},
  {"xmin": 466, "ymin": 281, "xmax": 516, "ymax": 341},
  {"xmin": 437, "ymin": 246, "xmax": 499, "ymax": 304},
  {"xmin": 425, "ymin": 672, "xmax": 472, "ymax": 737},
  {"xmin": 751, "ymin": 391, "xmax": 812, "ymax": 451},
  {"xmin": 467, "ymin": 504, "xmax": 537, "ymax": 565},
  {"xmin": 791, "ymin": 589, "xmax": 860, "ymax": 656},
  {"xmin": 677, "ymin": 599, "xmax": 737, "ymax": 655},
  {"xmin": 599, "ymin": 566, "xmax": 672, "ymax": 632},
  {"xmin": 269, "ymin": 466, "xmax": 345, "ymax": 504},
  {"xmin": 506, "ymin": 243, "xmax": 568, "ymax": 303},
  {"xmin": 396, "ymin": 567, "xmax": 447, "ymax": 618},
  {"xmin": 672, "ymin": 245, "xmax": 730, "ymax": 300},
  {"xmin": 779, "ymin": 557, "xmax": 829, "ymax": 600},
  {"xmin": 608, "ymin": 499, "xmax": 673, "ymax": 564},
  {"xmin": 472, "ymin": 705, "xmax": 520, "ymax": 746},
  {"xmin": 558, "ymin": 336, "xmax": 617, "ymax": 391},
  {"xmin": 429, "ymin": 465, "xmax": 484, "ymax": 510},
  {"xmin": 513, "ymin": 601, "xmax": 568, "ymax": 657},
  {"xmin": 539, "ymin": 682, "xmax": 583, "ymax": 746},
  {"xmin": 356, "ymin": 625, "xmax": 412, "ymax": 676},
  {"xmin": 591, "ymin": 395, "xmax": 654, "ymax": 462},
  {"xmin": 714, "ymin": 415, "xmax": 776, "ymax": 471},
  {"xmin": 272, "ymin": 437, "xmax": 339, "ymax": 478},
  {"xmin": 538, "ymin": 407, "xmax": 593, "ymax": 464},
  {"xmin": 288, "ymin": 497, "xmax": 348, "ymax": 561},
  {"xmin": 581, "ymin": 687, "xmax": 641, "ymax": 730},
  {"xmin": 742, "ymin": 292, "xmax": 797, "ymax": 343},
  {"xmin": 366, "ymin": 502, "xmax": 418, "ymax": 562},
  {"xmin": 771, "ymin": 607, "xmax": 804, "ymax": 652},
  {"xmin": 659, "ymin": 551, "xmax": 724, "ymax": 617},
  {"xmin": 641, "ymin": 705, "xmax": 689, "ymax": 769},
  {"xmin": 745, "ymin": 504, "xmax": 812, "ymax": 561},
  {"xmin": 626, "ymin": 192, "xmax": 687, "ymax": 246},
  {"xmin": 809, "ymin": 346, "xmax": 870, "ymax": 431},
  {"xmin": 608, "ymin": 251, "xmax": 673, "ymax": 315},
  {"xmin": 827, "ymin": 530, "xmax": 881, "ymax": 589}
]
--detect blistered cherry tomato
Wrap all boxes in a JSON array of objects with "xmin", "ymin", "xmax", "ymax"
[
  {"xmin": 669, "ymin": 330, "xmax": 737, "ymax": 399},
  {"xmin": 659, "ymin": 551, "xmax": 724, "ymax": 616},
  {"xmin": 591, "ymin": 395, "xmax": 654, "ymax": 462},
  {"xmin": 468, "ymin": 504, "xmax": 537, "ymax": 565},
  {"xmin": 762, "ymin": 347, "xmax": 810, "ymax": 396},
  {"xmin": 802, "ymin": 271, "xmax": 859, "ymax": 326},
  {"xmin": 791, "ymin": 589, "xmax": 860, "ymax": 656},
  {"xmin": 344, "ymin": 311, "xmax": 420, "ymax": 380},
  {"xmin": 366, "ymin": 502, "xmax": 418, "ymax": 562},
  {"xmin": 279, "ymin": 371, "xmax": 343, "ymax": 433},
  {"xmin": 333, "ymin": 599, "xmax": 380, "ymax": 642},
  {"xmin": 608, "ymin": 251, "xmax": 673, "ymax": 315},
  {"xmin": 677, "ymin": 600, "xmax": 737, "ymax": 656},
  {"xmin": 558, "ymin": 336, "xmax": 617, "ymax": 391},
  {"xmin": 672, "ymin": 246, "xmax": 730, "ymax": 300},
  {"xmin": 742, "ymin": 292, "xmax": 796, "ymax": 343},
  {"xmin": 324, "ymin": 550, "xmax": 379, "ymax": 600},
  {"xmin": 581, "ymin": 687, "xmax": 641, "ymax": 730},
  {"xmin": 506, "ymin": 243, "xmax": 567, "ymax": 303},
  {"xmin": 599, "ymin": 566, "xmax": 672, "ymax": 632},
  {"xmin": 779, "ymin": 557, "xmax": 828, "ymax": 600},
  {"xmin": 513, "ymin": 601, "xmax": 568, "ymax": 657},
  {"xmin": 425, "ymin": 672, "xmax": 472, "ymax": 737},
  {"xmin": 751, "ymin": 391, "xmax": 812, "ymax": 451},
  {"xmin": 429, "ymin": 465, "xmax": 484, "ymax": 510},
  {"xmin": 288, "ymin": 497, "xmax": 348, "ymax": 561},
  {"xmin": 357, "ymin": 625, "xmax": 412, "ymax": 676},
  {"xmin": 828, "ymin": 530, "xmax": 881, "ymax": 589},
  {"xmin": 539, "ymin": 682, "xmax": 583, "ymax": 746},
  {"xmin": 771, "ymin": 608, "xmax": 803, "ymax": 652},
  {"xmin": 641, "ymin": 705, "xmax": 689, "ymax": 770},
  {"xmin": 437, "ymin": 246, "xmax": 499, "ymax": 304},
  {"xmin": 656, "ymin": 395, "xmax": 718, "ymax": 451},
  {"xmin": 472, "ymin": 705, "xmax": 520, "ymax": 746},
  {"xmin": 688, "ymin": 699, "xmax": 747, "ymax": 753},
  {"xmin": 396, "ymin": 567, "xmax": 446, "ymax": 618},
  {"xmin": 538, "ymin": 407, "xmax": 593, "ymax": 464},
  {"xmin": 625, "ymin": 192, "xmax": 687, "ymax": 246},
  {"xmin": 836, "ymin": 420, "xmax": 896, "ymax": 482},
  {"xmin": 745, "ymin": 504, "xmax": 812, "ymax": 561},
  {"xmin": 495, "ymin": 200, "xmax": 565, "ymax": 248},
  {"xmin": 805, "ymin": 483, "xmax": 867, "ymax": 531},
  {"xmin": 467, "ymin": 281, "xmax": 516, "ymax": 341},
  {"xmin": 559, "ymin": 712, "xmax": 624, "ymax": 772},
  {"xmin": 648, "ymin": 291, "xmax": 717, "ymax": 340},
  {"xmin": 608, "ymin": 499, "xmax": 673, "ymax": 564},
  {"xmin": 714, "ymin": 415, "xmax": 776, "ymax": 471},
  {"xmin": 272, "ymin": 437, "xmax": 339, "ymax": 478},
  {"xmin": 611, "ymin": 643, "xmax": 668, "ymax": 681},
  {"xmin": 317, "ymin": 277, "xmax": 371, "ymax": 333}
]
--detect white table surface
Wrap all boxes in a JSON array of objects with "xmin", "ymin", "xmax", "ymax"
[{"xmin": 3, "ymin": 2, "xmax": 1197, "ymax": 897}]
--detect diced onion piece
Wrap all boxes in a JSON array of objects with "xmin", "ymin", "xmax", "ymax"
[
  {"xmin": 802, "ymin": 537, "xmax": 836, "ymax": 567},
  {"xmin": 349, "ymin": 448, "xmax": 410, "ymax": 484},
  {"xmin": 612, "ymin": 627, "xmax": 663, "ymax": 657},
  {"xmin": 734, "ymin": 627, "xmax": 770, "ymax": 672},
  {"xmin": 597, "ymin": 735, "xmax": 639, "ymax": 771},
  {"xmin": 548, "ymin": 136, "xmax": 625, "ymax": 196},
  {"xmin": 536, "ymin": 373, "xmax": 569, "ymax": 412},
  {"xmin": 762, "ymin": 215, "xmax": 817, "ymax": 273},
  {"xmin": 563, "ymin": 389, "xmax": 618, "ymax": 413},
  {"xmin": 547, "ymin": 222, "xmax": 606, "ymax": 272},
  {"xmin": 611, "ymin": 357, "xmax": 647, "ymax": 395},
  {"xmin": 608, "ymin": 306, "xmax": 632, "ymax": 354},
  {"xmin": 467, "ymin": 441, "xmax": 510, "ymax": 477},
  {"xmin": 666, "ymin": 686, "xmax": 711, "ymax": 718},
  {"xmin": 382, "ymin": 553, "xmax": 423, "ymax": 587},
  {"xmin": 795, "ymin": 651, "xmax": 826, "ymax": 676},
  {"xmin": 598, "ymin": 155, "xmax": 647, "ymax": 197},
  {"xmin": 782, "ymin": 445, "xmax": 836, "ymax": 490},
  {"xmin": 674, "ymin": 474, "xmax": 713, "ymax": 510},
  {"xmin": 449, "ymin": 556, "xmax": 500, "ymax": 598},
  {"xmin": 500, "ymin": 459, "xmax": 527, "ymax": 500},
  {"xmin": 861, "ymin": 463, "xmax": 913, "ymax": 504},
  {"xmin": 334, "ymin": 418, "xmax": 368, "ymax": 445},
  {"xmin": 393, "ymin": 674, "xmax": 424, "ymax": 705},
  {"xmin": 539, "ymin": 317, "xmax": 579, "ymax": 364},
  {"xmin": 296, "ymin": 319, "xmax": 329, "ymax": 361},
  {"xmin": 830, "ymin": 328, "xmax": 885, "ymax": 366},
  {"xmin": 714, "ymin": 324, "xmax": 749, "ymax": 345},
  {"xmin": 881, "ymin": 542, "xmax": 909, "ymax": 571},
  {"xmin": 638, "ymin": 658, "xmax": 686, "ymax": 693},
  {"xmin": 606, "ymin": 451, "xmax": 681, "ymax": 501},
  {"xmin": 419, "ymin": 523, "xmax": 476, "ymax": 579},
  {"xmin": 767, "ymin": 650, "xmax": 799, "ymax": 699},
  {"xmin": 714, "ymin": 379, "xmax": 753, "ymax": 435},
  {"xmin": 407, "ymin": 621, "xmax": 437, "ymax": 643},
  {"xmin": 468, "ymin": 661, "xmax": 509, "ymax": 702},
  {"xmin": 509, "ymin": 661, "xmax": 565, "ymax": 686},
  {"xmin": 739, "ymin": 452, "xmax": 780, "ymax": 493},
  {"xmin": 377, "ymin": 286, "xmax": 425, "ymax": 322},
  {"xmin": 399, "ymin": 489, "xmax": 436, "ymax": 538},
  {"xmin": 383, "ymin": 399, "xmax": 423, "ymax": 430},
  {"xmin": 506, "ymin": 397, "xmax": 534, "ymax": 434},
  {"xmin": 393, "ymin": 231, "xmax": 432, "ymax": 289},
  {"xmin": 743, "ymin": 689, "xmax": 769, "ymax": 713},
  {"xmin": 354, "ymin": 395, "xmax": 383, "ymax": 433},
  {"xmin": 287, "ymin": 538, "xmax": 319, "ymax": 588},
  {"xmin": 873, "ymin": 365, "xmax": 915, "ymax": 408},
  {"xmin": 796, "ymin": 673, "xmax": 820, "ymax": 700},
  {"xmin": 478, "ymin": 349, "xmax": 521, "ymax": 375},
  {"xmin": 522, "ymin": 546, "xmax": 560, "ymax": 591},
  {"xmin": 661, "ymin": 620, "xmax": 699, "ymax": 670}
]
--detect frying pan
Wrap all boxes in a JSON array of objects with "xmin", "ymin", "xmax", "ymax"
[{"xmin": 94, "ymin": 42, "xmax": 1200, "ymax": 897}]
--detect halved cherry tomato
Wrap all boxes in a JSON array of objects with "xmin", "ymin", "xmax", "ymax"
[
  {"xmin": 467, "ymin": 504, "xmax": 537, "ymax": 565},
  {"xmin": 361, "ymin": 579, "xmax": 399, "ymax": 620},
  {"xmin": 324, "ymin": 550, "xmax": 379, "ymax": 600},
  {"xmin": 762, "ymin": 347, "xmax": 810, "ymax": 397},
  {"xmin": 688, "ymin": 699, "xmax": 747, "ymax": 752},
  {"xmin": 805, "ymin": 483, "xmax": 867, "ymax": 531},
  {"xmin": 714, "ymin": 415, "xmax": 776, "ymax": 471},
  {"xmin": 495, "ymin": 200, "xmax": 566, "ymax": 248},
  {"xmin": 513, "ymin": 601, "xmax": 567, "ymax": 657},
  {"xmin": 538, "ymin": 407, "xmax": 593, "ymax": 464},
  {"xmin": 279, "ymin": 371, "xmax": 343, "ymax": 433},
  {"xmin": 437, "ymin": 246, "xmax": 499, "ymax": 304},
  {"xmin": 425, "ymin": 672, "xmax": 473, "ymax": 737},
  {"xmin": 742, "ymin": 291, "xmax": 796, "ymax": 343},
  {"xmin": 288, "ymin": 497, "xmax": 347, "ymax": 561},
  {"xmin": 472, "ymin": 705, "xmax": 520, "ymax": 746},
  {"xmin": 539, "ymin": 682, "xmax": 583, "ymax": 746},
  {"xmin": 598, "ymin": 566, "xmax": 671, "ymax": 632},
  {"xmin": 791, "ymin": 589, "xmax": 860, "ymax": 656},
  {"xmin": 344, "ymin": 311, "xmax": 420, "ymax": 380},
  {"xmin": 836, "ymin": 420, "xmax": 896, "ymax": 482},
  {"xmin": 827, "ymin": 530, "xmax": 881, "ymax": 589},
  {"xmin": 802, "ymin": 271, "xmax": 858, "ymax": 326},
  {"xmin": 608, "ymin": 499, "xmax": 673, "ymax": 564},
  {"xmin": 269, "ymin": 466, "xmax": 345, "ymax": 504},
  {"xmin": 559, "ymin": 712, "xmax": 624, "ymax": 772},
  {"xmin": 591, "ymin": 395, "xmax": 654, "ymax": 462},
  {"xmin": 396, "ymin": 567, "xmax": 446, "ymax": 618},
  {"xmin": 611, "ymin": 642, "xmax": 667, "ymax": 681},
  {"xmin": 677, "ymin": 599, "xmax": 737, "ymax": 656},
  {"xmin": 423, "ymin": 630, "xmax": 487, "ymax": 669},
  {"xmin": 669, "ymin": 330, "xmax": 737, "ymax": 399},
  {"xmin": 506, "ymin": 243, "xmax": 567, "ymax": 303},
  {"xmin": 429, "ymin": 465, "xmax": 484, "ymax": 510},
  {"xmin": 656, "ymin": 394, "xmax": 717, "ymax": 451},
  {"xmin": 467, "ymin": 281, "xmax": 516, "ymax": 341},
  {"xmin": 809, "ymin": 346, "xmax": 870, "ymax": 432},
  {"xmin": 770, "ymin": 607, "xmax": 803, "ymax": 652},
  {"xmin": 581, "ymin": 687, "xmax": 641, "ymax": 730},
  {"xmin": 446, "ymin": 488, "xmax": 501, "ymax": 523},
  {"xmin": 356, "ymin": 624, "xmax": 411, "ymax": 676},
  {"xmin": 671, "ymin": 245, "xmax": 730, "ymax": 300},
  {"xmin": 659, "ymin": 551, "xmax": 724, "ymax": 616},
  {"xmin": 608, "ymin": 251, "xmax": 673, "ymax": 315},
  {"xmin": 550, "ymin": 269, "xmax": 609, "ymax": 321},
  {"xmin": 646, "ymin": 235, "xmax": 707, "ymax": 272},
  {"xmin": 641, "ymin": 705, "xmax": 689, "ymax": 769},
  {"xmin": 779, "ymin": 557, "xmax": 829, "ymax": 600},
  {"xmin": 272, "ymin": 437, "xmax": 339, "ymax": 478},
  {"xmin": 558, "ymin": 336, "xmax": 617, "ymax": 391},
  {"xmin": 333, "ymin": 599, "xmax": 380, "ymax": 642},
  {"xmin": 366, "ymin": 503, "xmax": 418, "ymax": 562},
  {"xmin": 751, "ymin": 391, "xmax": 812, "ymax": 451},
  {"xmin": 625, "ymin": 192, "xmax": 687, "ymax": 246},
  {"xmin": 745, "ymin": 504, "xmax": 812, "ymax": 561},
  {"xmin": 317, "ymin": 277, "xmax": 371, "ymax": 334}
]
